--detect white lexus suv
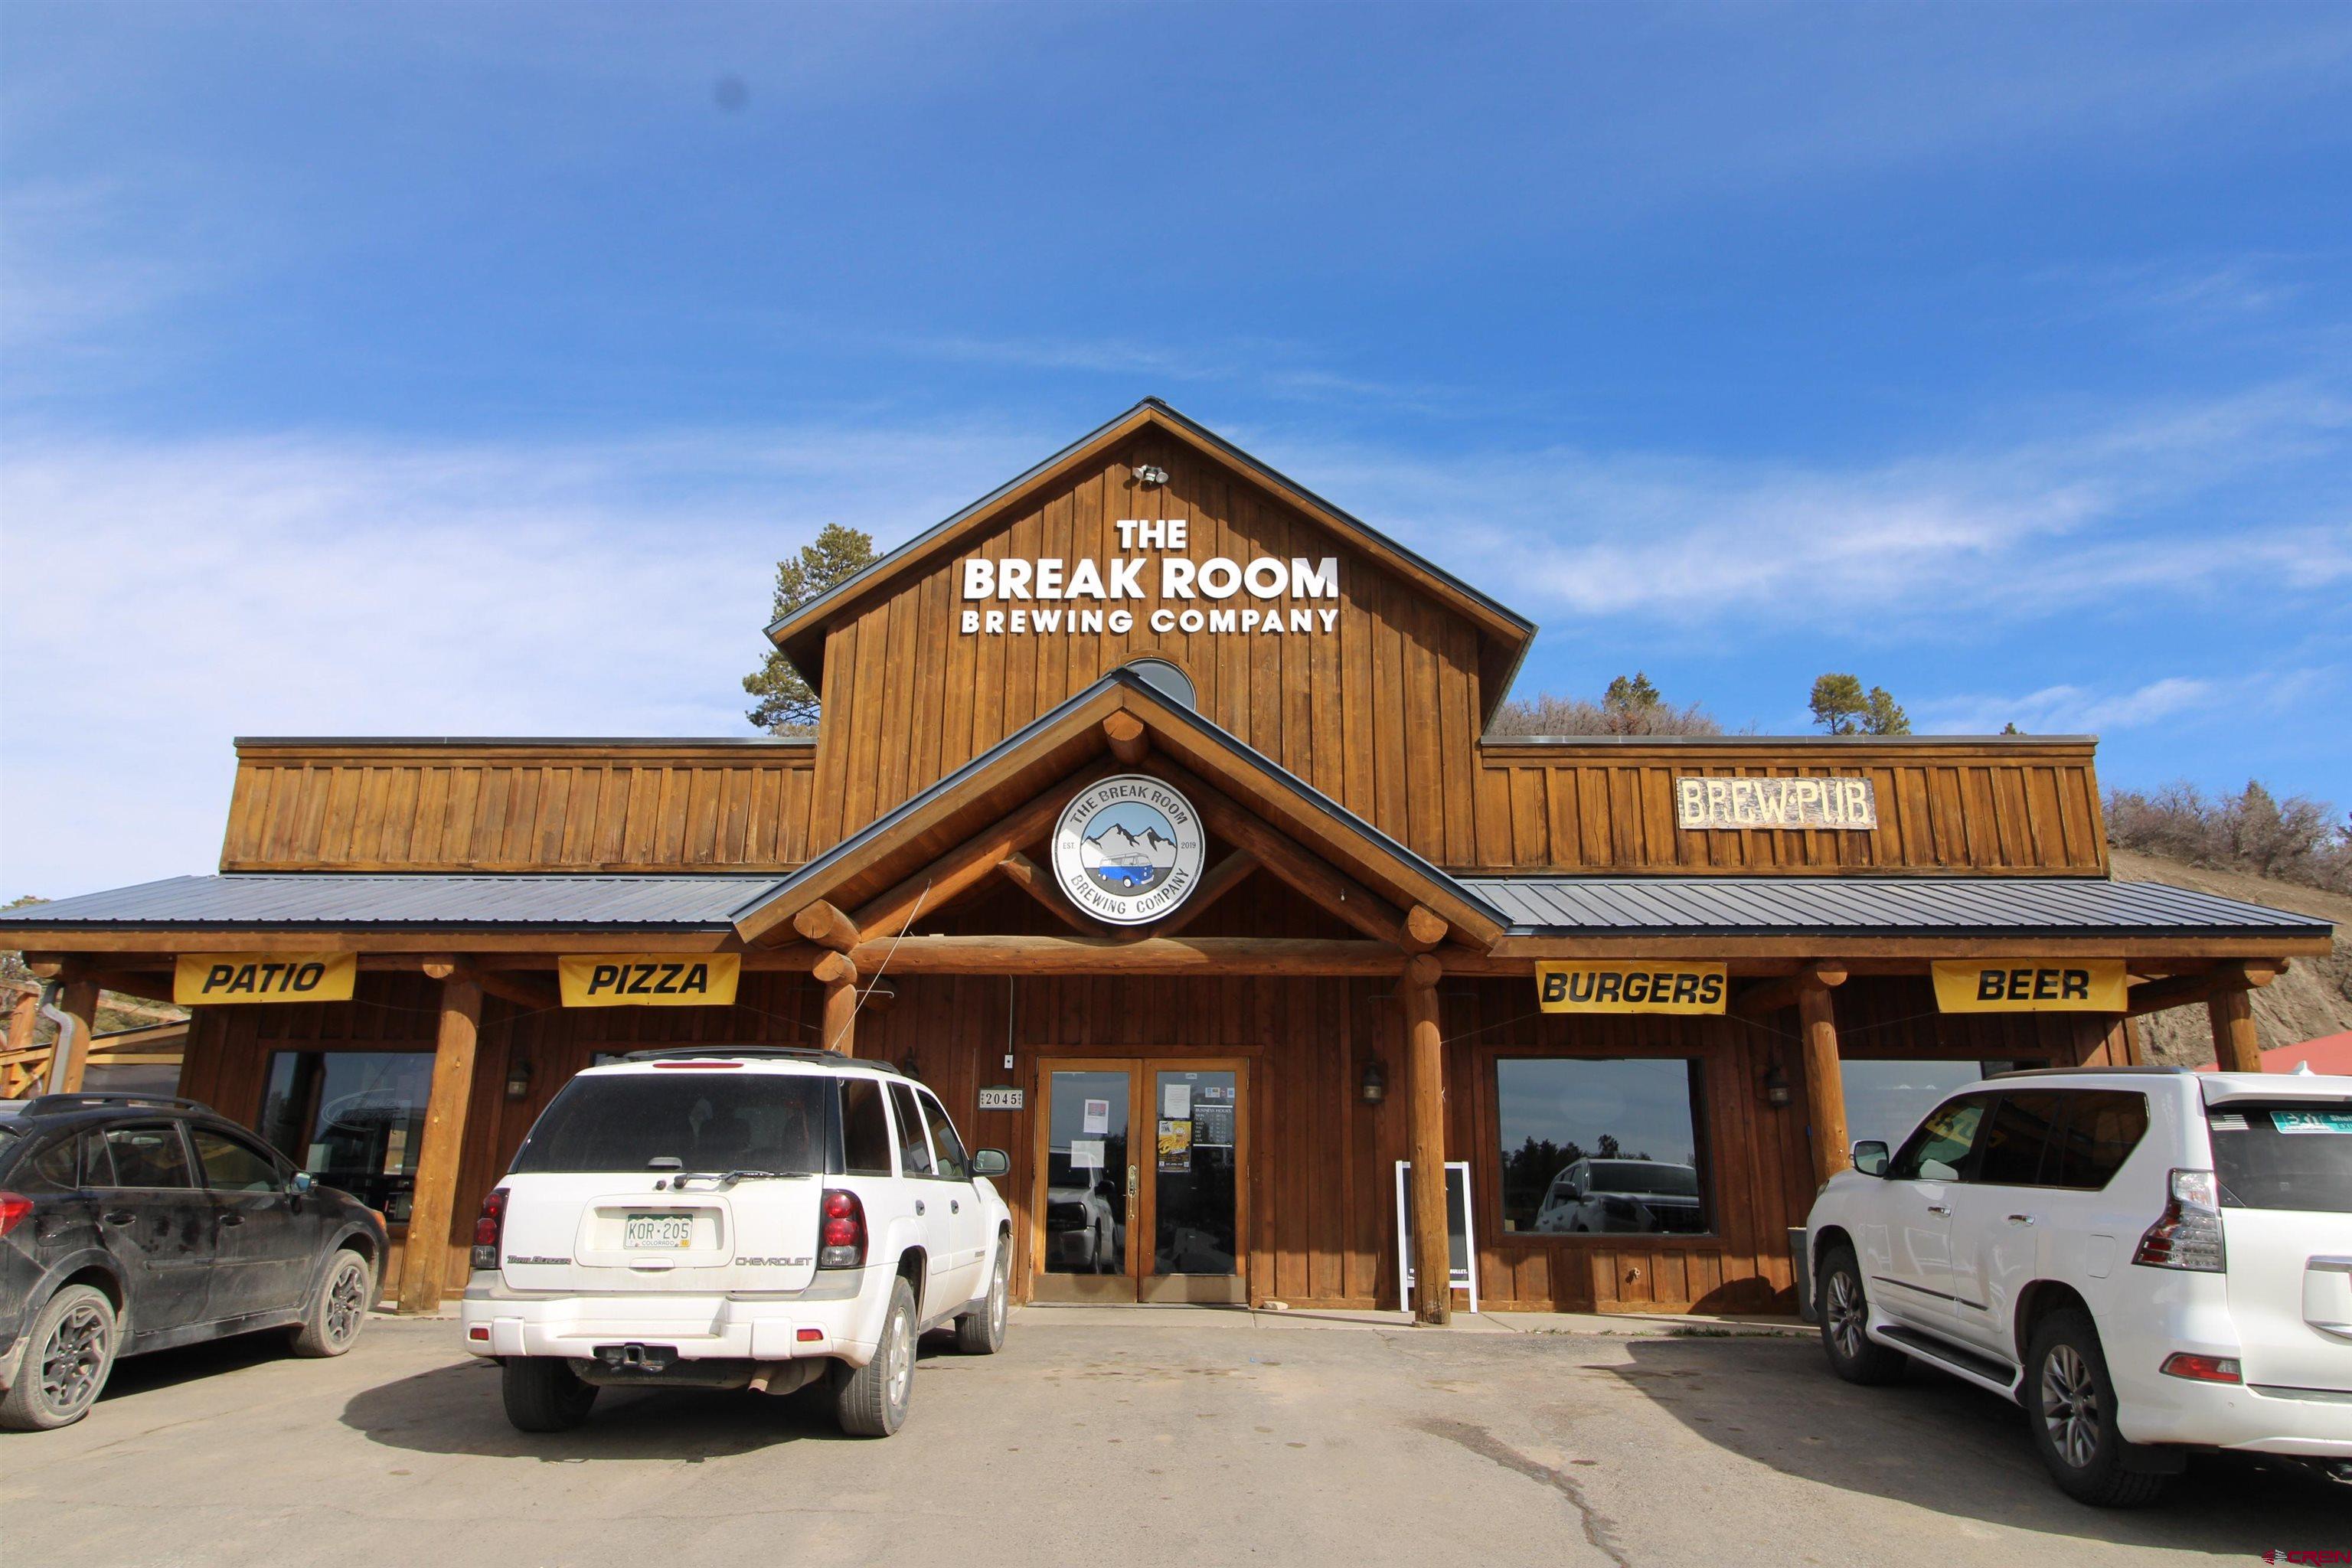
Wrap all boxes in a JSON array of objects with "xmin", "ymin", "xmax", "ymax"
[
  {"xmin": 1803, "ymin": 1066, "xmax": 2352, "ymax": 1506},
  {"xmin": 460, "ymin": 1048, "xmax": 1014, "ymax": 1437}
]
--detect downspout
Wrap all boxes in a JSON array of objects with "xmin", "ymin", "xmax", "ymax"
[{"xmin": 39, "ymin": 979, "xmax": 80, "ymax": 1095}]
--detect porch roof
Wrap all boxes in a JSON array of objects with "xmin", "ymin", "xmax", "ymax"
[{"xmin": 0, "ymin": 872, "xmax": 783, "ymax": 931}]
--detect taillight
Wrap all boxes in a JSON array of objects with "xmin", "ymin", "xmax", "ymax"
[
  {"xmin": 818, "ymin": 1187, "xmax": 865, "ymax": 1269},
  {"xmin": 2159, "ymin": 1351, "xmax": 2242, "ymax": 1383},
  {"xmin": 472, "ymin": 1187, "xmax": 508, "ymax": 1272},
  {"xmin": 0, "ymin": 1192, "xmax": 31, "ymax": 1237},
  {"xmin": 2134, "ymin": 1169, "xmax": 2226, "ymax": 1272}
]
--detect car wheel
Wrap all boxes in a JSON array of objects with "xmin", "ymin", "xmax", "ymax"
[
  {"xmin": 835, "ymin": 1276, "xmax": 916, "ymax": 1437},
  {"xmin": 955, "ymin": 1237, "xmax": 1011, "ymax": 1355},
  {"xmin": 290, "ymin": 1249, "xmax": 374, "ymax": 1357},
  {"xmin": 2025, "ymin": 1309, "xmax": 2171, "ymax": 1508},
  {"xmin": 1816, "ymin": 1244, "xmax": 1906, "ymax": 1385},
  {"xmin": 0, "ymin": 1284, "xmax": 117, "ymax": 1431},
  {"xmin": 501, "ymin": 1357, "xmax": 599, "ymax": 1433}
]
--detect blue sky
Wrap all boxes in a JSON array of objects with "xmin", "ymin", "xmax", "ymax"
[{"xmin": 3, "ymin": 4, "xmax": 2348, "ymax": 899}]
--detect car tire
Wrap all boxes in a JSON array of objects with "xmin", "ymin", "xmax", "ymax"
[
  {"xmin": 835, "ymin": 1277, "xmax": 916, "ymax": 1437},
  {"xmin": 954, "ymin": 1239, "xmax": 1010, "ymax": 1355},
  {"xmin": 0, "ymin": 1284, "xmax": 118, "ymax": 1431},
  {"xmin": 289, "ymin": 1249, "xmax": 374, "ymax": 1358},
  {"xmin": 2025, "ymin": 1308, "xmax": 2171, "ymax": 1508},
  {"xmin": 1817, "ymin": 1243, "xmax": 1906, "ymax": 1385},
  {"xmin": 501, "ymin": 1357, "xmax": 599, "ymax": 1433}
]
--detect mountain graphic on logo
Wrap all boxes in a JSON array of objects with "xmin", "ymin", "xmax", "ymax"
[{"xmin": 1080, "ymin": 822, "xmax": 1181, "ymax": 889}]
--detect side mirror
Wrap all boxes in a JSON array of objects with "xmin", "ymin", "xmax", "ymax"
[
  {"xmin": 970, "ymin": 1148, "xmax": 1010, "ymax": 1178},
  {"xmin": 289, "ymin": 1171, "xmax": 315, "ymax": 1194},
  {"xmin": 1850, "ymin": 1141, "xmax": 1890, "ymax": 1178}
]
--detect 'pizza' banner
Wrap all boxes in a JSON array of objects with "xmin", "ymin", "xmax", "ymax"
[
  {"xmin": 1537, "ymin": 961, "xmax": 1726, "ymax": 1014},
  {"xmin": 175, "ymin": 953, "xmax": 357, "ymax": 1005},
  {"xmin": 558, "ymin": 955, "xmax": 741, "ymax": 1008},
  {"xmin": 1932, "ymin": 960, "xmax": 2127, "ymax": 1013}
]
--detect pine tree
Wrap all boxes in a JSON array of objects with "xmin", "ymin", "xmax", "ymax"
[{"xmin": 743, "ymin": 524, "xmax": 878, "ymax": 735}]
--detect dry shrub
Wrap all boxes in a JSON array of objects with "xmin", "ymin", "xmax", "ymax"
[{"xmin": 2106, "ymin": 781, "xmax": 2352, "ymax": 894}]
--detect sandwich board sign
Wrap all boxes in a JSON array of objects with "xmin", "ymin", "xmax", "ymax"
[{"xmin": 1393, "ymin": 1160, "xmax": 1479, "ymax": 1314}]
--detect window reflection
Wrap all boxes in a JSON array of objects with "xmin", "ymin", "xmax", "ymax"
[
  {"xmin": 1497, "ymin": 1058, "xmax": 1709, "ymax": 1235},
  {"xmin": 1840, "ymin": 1060, "xmax": 2020, "ymax": 1151},
  {"xmin": 260, "ymin": 1051, "xmax": 433, "ymax": 1221}
]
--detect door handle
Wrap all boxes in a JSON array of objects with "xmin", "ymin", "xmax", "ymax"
[
  {"xmin": 2007, "ymin": 1214, "xmax": 2037, "ymax": 1226},
  {"xmin": 914, "ymin": 1200, "xmax": 926, "ymax": 1217},
  {"xmin": 220, "ymin": 1214, "xmax": 245, "ymax": 1227},
  {"xmin": 105, "ymin": 1210, "xmax": 135, "ymax": 1226},
  {"xmin": 951, "ymin": 1199, "xmax": 961, "ymax": 1214},
  {"xmin": 1926, "ymin": 1204, "xmax": 1951, "ymax": 1217}
]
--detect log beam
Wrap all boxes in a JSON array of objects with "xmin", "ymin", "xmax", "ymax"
[
  {"xmin": 997, "ymin": 852, "xmax": 1109, "ymax": 935},
  {"xmin": 2126, "ymin": 961, "xmax": 2280, "ymax": 1018},
  {"xmin": 1400, "ymin": 905, "xmax": 1449, "ymax": 954},
  {"xmin": 1102, "ymin": 711, "xmax": 1150, "ymax": 765},
  {"xmin": 2207, "ymin": 986, "xmax": 2263, "ymax": 1073},
  {"xmin": 1795, "ymin": 978, "xmax": 1849, "ymax": 1190},
  {"xmin": 844, "ymin": 766, "xmax": 1123, "ymax": 946},
  {"xmin": 396, "ymin": 975, "xmax": 482, "ymax": 1313},
  {"xmin": 421, "ymin": 957, "xmax": 556, "ymax": 1013},
  {"xmin": 837, "ymin": 935, "xmax": 1406, "ymax": 976},
  {"xmin": 1733, "ymin": 963, "xmax": 1849, "ymax": 1019},
  {"xmin": 1151, "ymin": 850, "xmax": 1259, "ymax": 938},
  {"xmin": 791, "ymin": 900, "xmax": 862, "ymax": 955},
  {"xmin": 1402, "ymin": 953, "xmax": 1451, "ymax": 1326},
  {"xmin": 1146, "ymin": 759, "xmax": 1411, "ymax": 948}
]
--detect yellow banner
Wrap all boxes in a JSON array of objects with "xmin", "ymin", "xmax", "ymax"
[
  {"xmin": 1537, "ymin": 962, "xmax": 1726, "ymax": 1014},
  {"xmin": 559, "ymin": 955, "xmax": 740, "ymax": 1008},
  {"xmin": 1932, "ymin": 960, "xmax": 2127, "ymax": 1013},
  {"xmin": 175, "ymin": 953, "xmax": 356, "ymax": 1005}
]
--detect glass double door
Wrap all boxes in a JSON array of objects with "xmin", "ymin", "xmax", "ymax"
[{"xmin": 1033, "ymin": 1058, "xmax": 1247, "ymax": 1303}]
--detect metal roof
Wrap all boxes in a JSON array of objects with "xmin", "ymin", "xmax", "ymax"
[
  {"xmin": 2, "ymin": 874, "xmax": 786, "ymax": 929},
  {"xmin": 1460, "ymin": 876, "xmax": 2334, "ymax": 939}
]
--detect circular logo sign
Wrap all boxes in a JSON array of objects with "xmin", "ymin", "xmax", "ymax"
[{"xmin": 1050, "ymin": 774, "xmax": 1208, "ymax": 927}]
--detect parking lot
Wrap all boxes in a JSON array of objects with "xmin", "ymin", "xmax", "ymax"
[{"xmin": 2, "ymin": 1308, "xmax": 2341, "ymax": 1566}]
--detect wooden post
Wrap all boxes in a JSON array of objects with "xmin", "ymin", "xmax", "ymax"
[
  {"xmin": 52, "ymin": 979, "xmax": 102, "ymax": 1094},
  {"xmin": 2207, "ymin": 986, "xmax": 2262, "ymax": 1073},
  {"xmin": 1401, "ymin": 953, "xmax": 1450, "ymax": 1326},
  {"xmin": 1795, "ymin": 978, "xmax": 1849, "ymax": 1191},
  {"xmin": 4, "ymin": 988, "xmax": 38, "ymax": 1096},
  {"xmin": 1102, "ymin": 711, "xmax": 1150, "ymax": 765},
  {"xmin": 396, "ymin": 975, "xmax": 482, "ymax": 1314},
  {"xmin": 816, "ymin": 951, "xmax": 859, "ymax": 1056}
]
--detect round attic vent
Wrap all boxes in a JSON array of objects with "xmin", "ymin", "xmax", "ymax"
[{"xmin": 1120, "ymin": 657, "xmax": 1195, "ymax": 709}]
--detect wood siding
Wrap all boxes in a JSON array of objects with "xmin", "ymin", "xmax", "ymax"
[
  {"xmin": 175, "ymin": 970, "xmax": 2122, "ymax": 1314},
  {"xmin": 220, "ymin": 743, "xmax": 820, "ymax": 872}
]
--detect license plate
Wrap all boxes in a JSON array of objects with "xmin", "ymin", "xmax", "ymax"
[{"xmin": 623, "ymin": 1213, "xmax": 695, "ymax": 1250}]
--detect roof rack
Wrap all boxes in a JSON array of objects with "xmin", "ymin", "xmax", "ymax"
[
  {"xmin": 15, "ymin": 1092, "xmax": 217, "ymax": 1116},
  {"xmin": 615, "ymin": 1046, "xmax": 900, "ymax": 1073},
  {"xmin": 1984, "ymin": 1066, "xmax": 2190, "ymax": 1080}
]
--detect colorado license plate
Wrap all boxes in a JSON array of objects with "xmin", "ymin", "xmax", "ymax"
[{"xmin": 623, "ymin": 1213, "xmax": 694, "ymax": 1250}]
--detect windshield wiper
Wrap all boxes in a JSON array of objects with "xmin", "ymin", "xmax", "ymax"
[{"xmin": 671, "ymin": 1169, "xmax": 814, "ymax": 1188}]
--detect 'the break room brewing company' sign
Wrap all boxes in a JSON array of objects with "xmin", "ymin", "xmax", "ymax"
[
  {"xmin": 1051, "ymin": 774, "xmax": 1207, "ymax": 926},
  {"xmin": 175, "ymin": 953, "xmax": 358, "ymax": 1005}
]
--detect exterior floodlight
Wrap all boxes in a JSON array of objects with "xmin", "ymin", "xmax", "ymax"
[{"xmin": 1135, "ymin": 464, "xmax": 1169, "ymax": 486}]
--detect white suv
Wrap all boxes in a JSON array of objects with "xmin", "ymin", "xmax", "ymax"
[
  {"xmin": 460, "ymin": 1048, "xmax": 1014, "ymax": 1437},
  {"xmin": 1803, "ymin": 1067, "xmax": 2352, "ymax": 1506}
]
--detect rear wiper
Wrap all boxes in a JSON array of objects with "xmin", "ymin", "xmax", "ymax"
[{"xmin": 672, "ymin": 1169, "xmax": 814, "ymax": 1188}]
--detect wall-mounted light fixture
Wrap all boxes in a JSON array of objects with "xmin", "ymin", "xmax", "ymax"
[
  {"xmin": 1359, "ymin": 1057, "xmax": 1387, "ymax": 1106},
  {"xmin": 1760, "ymin": 1060, "xmax": 1791, "ymax": 1109},
  {"xmin": 1135, "ymin": 463, "xmax": 1170, "ymax": 487},
  {"xmin": 505, "ymin": 1057, "xmax": 534, "ymax": 1102}
]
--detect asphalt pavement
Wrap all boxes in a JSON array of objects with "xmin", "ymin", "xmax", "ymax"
[{"xmin": 2, "ymin": 1308, "xmax": 2342, "ymax": 1566}]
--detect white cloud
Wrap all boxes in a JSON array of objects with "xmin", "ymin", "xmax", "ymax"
[{"xmin": 0, "ymin": 421, "xmax": 1045, "ymax": 898}]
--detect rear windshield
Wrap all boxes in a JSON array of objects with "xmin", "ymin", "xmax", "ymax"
[
  {"xmin": 1587, "ymin": 1161, "xmax": 1700, "ymax": 1198},
  {"xmin": 511, "ymin": 1073, "xmax": 831, "ymax": 1175},
  {"xmin": 2207, "ymin": 1099, "xmax": 2352, "ymax": 1214}
]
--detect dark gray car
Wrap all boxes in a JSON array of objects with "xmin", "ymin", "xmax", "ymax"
[{"xmin": 0, "ymin": 1093, "xmax": 389, "ymax": 1429}]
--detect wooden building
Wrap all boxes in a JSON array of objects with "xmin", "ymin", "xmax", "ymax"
[{"xmin": 4, "ymin": 400, "xmax": 2334, "ymax": 1324}]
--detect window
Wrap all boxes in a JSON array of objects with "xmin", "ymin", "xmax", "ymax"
[
  {"xmin": 1839, "ymin": 1060, "xmax": 2022, "ymax": 1151},
  {"xmin": 21, "ymin": 1136, "xmax": 80, "ymax": 1191},
  {"xmin": 2209, "ymin": 1099, "xmax": 2352, "ymax": 1212},
  {"xmin": 260, "ymin": 1050, "xmax": 433, "ymax": 1220},
  {"xmin": 919, "ymin": 1091, "xmax": 971, "ymax": 1181},
  {"xmin": 512, "ymin": 1074, "xmax": 828, "ymax": 1175},
  {"xmin": 887, "ymin": 1083, "xmax": 934, "ymax": 1177},
  {"xmin": 2024, "ymin": 1090, "xmax": 2144, "ymax": 1191},
  {"xmin": 103, "ymin": 1124, "xmax": 194, "ymax": 1188},
  {"xmin": 1890, "ymin": 1096, "xmax": 1989, "ymax": 1182},
  {"xmin": 193, "ymin": 1128, "xmax": 283, "ymax": 1192},
  {"xmin": 1495, "ymin": 1058, "xmax": 1710, "ymax": 1235},
  {"xmin": 839, "ymin": 1078, "xmax": 895, "ymax": 1177},
  {"xmin": 1971, "ymin": 1093, "xmax": 2064, "ymax": 1187}
]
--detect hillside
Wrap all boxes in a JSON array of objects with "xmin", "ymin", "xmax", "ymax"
[{"xmin": 2114, "ymin": 849, "xmax": 2352, "ymax": 1066}]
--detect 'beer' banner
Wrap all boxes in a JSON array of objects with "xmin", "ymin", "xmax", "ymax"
[
  {"xmin": 558, "ymin": 955, "xmax": 741, "ymax": 1008},
  {"xmin": 1932, "ymin": 960, "xmax": 2127, "ymax": 1014},
  {"xmin": 1537, "ymin": 961, "xmax": 1726, "ymax": 1014},
  {"xmin": 175, "ymin": 953, "xmax": 357, "ymax": 1005}
]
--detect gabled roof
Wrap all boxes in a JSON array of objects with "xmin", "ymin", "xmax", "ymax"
[
  {"xmin": 730, "ymin": 667, "xmax": 1511, "ymax": 947},
  {"xmin": 1465, "ymin": 875, "xmax": 2334, "ymax": 940},
  {"xmin": 765, "ymin": 398, "xmax": 1536, "ymax": 724}
]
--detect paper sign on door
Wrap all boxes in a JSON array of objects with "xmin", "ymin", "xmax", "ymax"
[{"xmin": 1082, "ymin": 1099, "xmax": 1110, "ymax": 1135}]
